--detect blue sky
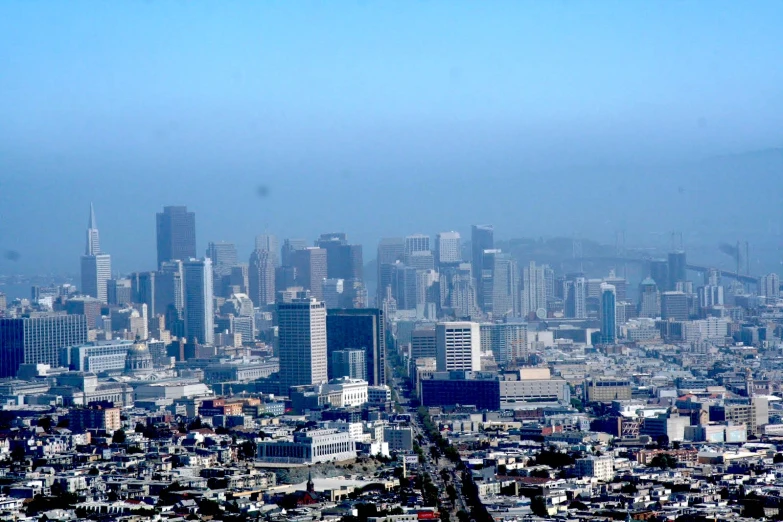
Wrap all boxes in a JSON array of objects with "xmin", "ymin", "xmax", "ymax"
[{"xmin": 0, "ymin": 1, "xmax": 781, "ymax": 275}]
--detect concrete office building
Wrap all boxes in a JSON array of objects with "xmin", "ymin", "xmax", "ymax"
[
  {"xmin": 156, "ymin": 205, "xmax": 196, "ymax": 267},
  {"xmin": 249, "ymin": 249, "xmax": 276, "ymax": 308},
  {"xmin": 661, "ymin": 291, "xmax": 688, "ymax": 321},
  {"xmin": 0, "ymin": 315, "xmax": 88, "ymax": 378},
  {"xmin": 206, "ymin": 241, "xmax": 238, "ymax": 279},
  {"xmin": 436, "ymin": 321, "xmax": 481, "ymax": 372},
  {"xmin": 278, "ymin": 297, "xmax": 328, "ymax": 392},
  {"xmin": 254, "ymin": 233, "xmax": 280, "ymax": 266},
  {"xmin": 435, "ymin": 231, "xmax": 461, "ymax": 265},
  {"xmin": 411, "ymin": 327, "xmax": 437, "ymax": 360},
  {"xmin": 291, "ymin": 247, "xmax": 328, "ymax": 301},
  {"xmin": 106, "ymin": 278, "xmax": 132, "ymax": 306},
  {"xmin": 156, "ymin": 260, "xmax": 183, "ymax": 319},
  {"xmin": 183, "ymin": 258, "xmax": 215, "ymax": 345},
  {"xmin": 584, "ymin": 377, "xmax": 632, "ymax": 403},
  {"xmin": 499, "ymin": 368, "xmax": 570, "ymax": 408},
  {"xmin": 638, "ymin": 278, "xmax": 660, "ymax": 318},
  {"xmin": 256, "ymin": 428, "xmax": 356, "ymax": 464},
  {"xmin": 67, "ymin": 340, "xmax": 135, "ymax": 373}
]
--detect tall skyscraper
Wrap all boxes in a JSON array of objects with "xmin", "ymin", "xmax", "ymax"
[
  {"xmin": 130, "ymin": 271, "xmax": 156, "ymax": 318},
  {"xmin": 661, "ymin": 291, "xmax": 688, "ymax": 321},
  {"xmin": 491, "ymin": 252, "xmax": 518, "ymax": 317},
  {"xmin": 667, "ymin": 251, "xmax": 687, "ymax": 292},
  {"xmin": 183, "ymin": 258, "xmax": 214, "ymax": 345},
  {"xmin": 649, "ymin": 259, "xmax": 669, "ymax": 291},
  {"xmin": 291, "ymin": 247, "xmax": 328, "ymax": 300},
  {"xmin": 255, "ymin": 234, "xmax": 280, "ymax": 266},
  {"xmin": 0, "ymin": 315, "xmax": 88, "ymax": 378},
  {"xmin": 281, "ymin": 238, "xmax": 308, "ymax": 266},
  {"xmin": 249, "ymin": 249, "xmax": 276, "ymax": 308},
  {"xmin": 600, "ymin": 283, "xmax": 617, "ymax": 344},
  {"xmin": 564, "ymin": 275, "xmax": 587, "ymax": 319},
  {"xmin": 376, "ymin": 238, "xmax": 405, "ymax": 305},
  {"xmin": 86, "ymin": 202, "xmax": 100, "ymax": 256},
  {"xmin": 80, "ymin": 204, "xmax": 111, "ymax": 303},
  {"xmin": 107, "ymin": 278, "xmax": 132, "ymax": 306},
  {"xmin": 471, "ymin": 225, "xmax": 494, "ymax": 307},
  {"xmin": 278, "ymin": 297, "xmax": 328, "ymax": 392},
  {"xmin": 638, "ymin": 277, "xmax": 661, "ymax": 318},
  {"xmin": 404, "ymin": 234, "xmax": 430, "ymax": 258},
  {"xmin": 760, "ymin": 273, "xmax": 780, "ymax": 299},
  {"xmin": 156, "ymin": 206, "xmax": 196, "ymax": 268},
  {"xmin": 522, "ymin": 261, "xmax": 548, "ymax": 318},
  {"xmin": 435, "ymin": 232, "xmax": 462, "ymax": 265},
  {"xmin": 315, "ymin": 233, "xmax": 363, "ymax": 281},
  {"xmin": 436, "ymin": 321, "xmax": 481, "ymax": 372},
  {"xmin": 326, "ymin": 308, "xmax": 385, "ymax": 385},
  {"xmin": 206, "ymin": 241, "xmax": 238, "ymax": 278},
  {"xmin": 156, "ymin": 260, "xmax": 184, "ymax": 318}
]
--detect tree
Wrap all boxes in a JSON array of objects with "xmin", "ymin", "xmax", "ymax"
[
  {"xmin": 112, "ymin": 429, "xmax": 127, "ymax": 444},
  {"xmin": 135, "ymin": 422, "xmax": 145, "ymax": 433},
  {"xmin": 530, "ymin": 468, "xmax": 551, "ymax": 479},
  {"xmin": 37, "ymin": 416, "xmax": 52, "ymax": 432},
  {"xmin": 570, "ymin": 398, "xmax": 585, "ymax": 412},
  {"xmin": 569, "ymin": 500, "xmax": 589, "ymax": 510},
  {"xmin": 531, "ymin": 495, "xmax": 549, "ymax": 517},
  {"xmin": 648, "ymin": 454, "xmax": 677, "ymax": 469},
  {"xmin": 239, "ymin": 440, "xmax": 256, "ymax": 460},
  {"xmin": 774, "ymin": 453, "xmax": 783, "ymax": 464},
  {"xmin": 88, "ymin": 466, "xmax": 100, "ymax": 476},
  {"xmin": 655, "ymin": 434, "xmax": 670, "ymax": 448}
]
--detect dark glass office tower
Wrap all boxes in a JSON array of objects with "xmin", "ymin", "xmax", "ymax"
[
  {"xmin": 667, "ymin": 251, "xmax": 687, "ymax": 291},
  {"xmin": 471, "ymin": 225, "xmax": 494, "ymax": 308},
  {"xmin": 156, "ymin": 205, "xmax": 196, "ymax": 267},
  {"xmin": 326, "ymin": 308, "xmax": 385, "ymax": 385}
]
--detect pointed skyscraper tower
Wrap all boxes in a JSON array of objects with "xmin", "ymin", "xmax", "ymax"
[
  {"xmin": 86, "ymin": 202, "xmax": 101, "ymax": 255},
  {"xmin": 81, "ymin": 203, "xmax": 112, "ymax": 303}
]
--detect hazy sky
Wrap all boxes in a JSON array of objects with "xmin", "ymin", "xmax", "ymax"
[{"xmin": 1, "ymin": 1, "xmax": 781, "ymax": 275}]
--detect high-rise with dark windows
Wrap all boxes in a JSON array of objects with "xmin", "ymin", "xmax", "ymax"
[
  {"xmin": 0, "ymin": 315, "xmax": 88, "ymax": 378},
  {"xmin": 326, "ymin": 308, "xmax": 385, "ymax": 385},
  {"xmin": 156, "ymin": 205, "xmax": 196, "ymax": 268}
]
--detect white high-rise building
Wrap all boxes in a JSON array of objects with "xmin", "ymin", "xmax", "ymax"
[
  {"xmin": 435, "ymin": 231, "xmax": 462, "ymax": 265},
  {"xmin": 436, "ymin": 321, "xmax": 481, "ymax": 372},
  {"xmin": 183, "ymin": 258, "xmax": 215, "ymax": 345},
  {"xmin": 522, "ymin": 261, "xmax": 547, "ymax": 318},
  {"xmin": 80, "ymin": 203, "xmax": 112, "ymax": 303},
  {"xmin": 278, "ymin": 297, "xmax": 328, "ymax": 392},
  {"xmin": 255, "ymin": 234, "xmax": 280, "ymax": 267},
  {"xmin": 760, "ymin": 273, "xmax": 780, "ymax": 299},
  {"xmin": 249, "ymin": 249, "xmax": 276, "ymax": 308},
  {"xmin": 404, "ymin": 234, "xmax": 430, "ymax": 257}
]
